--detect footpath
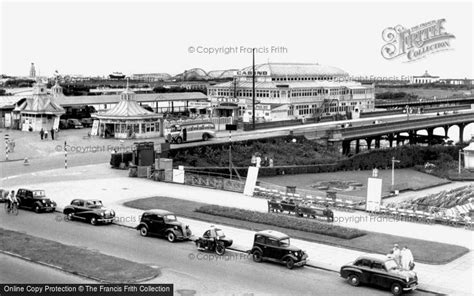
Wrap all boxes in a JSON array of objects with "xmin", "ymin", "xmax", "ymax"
[{"xmin": 2, "ymin": 163, "xmax": 473, "ymax": 296}]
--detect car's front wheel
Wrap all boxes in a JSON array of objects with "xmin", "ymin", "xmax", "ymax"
[
  {"xmin": 139, "ymin": 226, "xmax": 148, "ymax": 237},
  {"xmin": 66, "ymin": 212, "xmax": 74, "ymax": 221},
  {"xmin": 286, "ymin": 258, "xmax": 295, "ymax": 269},
  {"xmin": 348, "ymin": 274, "xmax": 360, "ymax": 287},
  {"xmin": 391, "ymin": 283, "xmax": 403, "ymax": 296},
  {"xmin": 252, "ymin": 250, "xmax": 263, "ymax": 262},
  {"xmin": 34, "ymin": 205, "xmax": 41, "ymax": 213},
  {"xmin": 90, "ymin": 217, "xmax": 97, "ymax": 225},
  {"xmin": 202, "ymin": 134, "xmax": 209, "ymax": 141},
  {"xmin": 167, "ymin": 232, "xmax": 176, "ymax": 242},
  {"xmin": 215, "ymin": 243, "xmax": 226, "ymax": 256}
]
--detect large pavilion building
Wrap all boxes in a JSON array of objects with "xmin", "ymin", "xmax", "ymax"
[
  {"xmin": 14, "ymin": 80, "xmax": 65, "ymax": 131},
  {"xmin": 207, "ymin": 62, "xmax": 375, "ymax": 122},
  {"xmin": 91, "ymin": 83, "xmax": 163, "ymax": 139}
]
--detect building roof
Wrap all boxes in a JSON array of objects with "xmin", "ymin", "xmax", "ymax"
[
  {"xmin": 59, "ymin": 92, "xmax": 208, "ymax": 107},
  {"xmin": 256, "ymin": 230, "xmax": 289, "ymax": 239},
  {"xmin": 414, "ymin": 70, "xmax": 439, "ymax": 78},
  {"xmin": 238, "ymin": 63, "xmax": 348, "ymax": 77},
  {"xmin": 93, "ymin": 87, "xmax": 162, "ymax": 120},
  {"xmin": 211, "ymin": 80, "xmax": 368, "ymax": 89},
  {"xmin": 14, "ymin": 81, "xmax": 65, "ymax": 115}
]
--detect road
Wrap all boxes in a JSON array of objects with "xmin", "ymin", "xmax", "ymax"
[{"xmin": 0, "ymin": 210, "xmax": 433, "ymax": 296}]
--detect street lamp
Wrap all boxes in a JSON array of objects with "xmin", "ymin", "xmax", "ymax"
[
  {"xmin": 391, "ymin": 156, "xmax": 400, "ymax": 188},
  {"xmin": 458, "ymin": 150, "xmax": 464, "ymax": 175}
]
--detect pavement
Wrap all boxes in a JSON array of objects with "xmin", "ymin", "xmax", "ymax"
[{"xmin": 2, "ymin": 163, "xmax": 473, "ymax": 295}]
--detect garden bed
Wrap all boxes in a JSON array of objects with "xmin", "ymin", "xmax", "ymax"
[
  {"xmin": 195, "ymin": 205, "xmax": 365, "ymax": 239},
  {"xmin": 0, "ymin": 228, "xmax": 159, "ymax": 283}
]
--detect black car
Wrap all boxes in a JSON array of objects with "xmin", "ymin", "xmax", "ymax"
[
  {"xmin": 250, "ymin": 230, "xmax": 307, "ymax": 269},
  {"xmin": 63, "ymin": 199, "xmax": 115, "ymax": 225},
  {"xmin": 16, "ymin": 189, "xmax": 56, "ymax": 213},
  {"xmin": 340, "ymin": 254, "xmax": 418, "ymax": 295},
  {"xmin": 136, "ymin": 209, "xmax": 192, "ymax": 242},
  {"xmin": 80, "ymin": 118, "xmax": 93, "ymax": 128}
]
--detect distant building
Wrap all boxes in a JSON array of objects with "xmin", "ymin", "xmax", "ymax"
[
  {"xmin": 131, "ymin": 73, "xmax": 172, "ymax": 82},
  {"xmin": 29, "ymin": 62, "xmax": 36, "ymax": 78},
  {"xmin": 412, "ymin": 71, "xmax": 439, "ymax": 84},
  {"xmin": 91, "ymin": 81, "xmax": 163, "ymax": 139},
  {"xmin": 207, "ymin": 62, "xmax": 375, "ymax": 121},
  {"xmin": 14, "ymin": 79, "xmax": 65, "ymax": 131}
]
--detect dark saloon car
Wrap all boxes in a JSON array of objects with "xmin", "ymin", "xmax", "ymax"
[
  {"xmin": 63, "ymin": 199, "xmax": 115, "ymax": 225},
  {"xmin": 250, "ymin": 230, "xmax": 307, "ymax": 269},
  {"xmin": 340, "ymin": 254, "xmax": 418, "ymax": 295},
  {"xmin": 136, "ymin": 209, "xmax": 192, "ymax": 242},
  {"xmin": 16, "ymin": 189, "xmax": 56, "ymax": 213}
]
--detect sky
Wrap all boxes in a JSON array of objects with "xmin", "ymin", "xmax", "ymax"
[{"xmin": 1, "ymin": 0, "xmax": 473, "ymax": 78}]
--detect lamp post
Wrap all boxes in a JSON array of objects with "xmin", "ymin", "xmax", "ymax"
[
  {"xmin": 458, "ymin": 150, "xmax": 464, "ymax": 175},
  {"xmin": 391, "ymin": 156, "xmax": 400, "ymax": 188},
  {"xmin": 252, "ymin": 48, "xmax": 256, "ymax": 130}
]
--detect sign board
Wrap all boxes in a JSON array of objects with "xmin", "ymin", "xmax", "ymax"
[
  {"xmin": 366, "ymin": 177, "xmax": 382, "ymax": 212},
  {"xmin": 4, "ymin": 113, "xmax": 11, "ymax": 128},
  {"xmin": 243, "ymin": 166, "xmax": 259, "ymax": 196},
  {"xmin": 53, "ymin": 117, "xmax": 60, "ymax": 130},
  {"xmin": 173, "ymin": 168, "xmax": 185, "ymax": 184},
  {"xmin": 226, "ymin": 124, "xmax": 237, "ymax": 131},
  {"xmin": 90, "ymin": 120, "xmax": 99, "ymax": 136},
  {"xmin": 188, "ymin": 101, "xmax": 211, "ymax": 109}
]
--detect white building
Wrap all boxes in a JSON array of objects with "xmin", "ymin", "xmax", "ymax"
[
  {"xmin": 207, "ymin": 62, "xmax": 375, "ymax": 122},
  {"xmin": 412, "ymin": 71, "xmax": 440, "ymax": 84}
]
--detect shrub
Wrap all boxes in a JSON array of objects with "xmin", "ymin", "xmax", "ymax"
[{"xmin": 195, "ymin": 205, "xmax": 366, "ymax": 240}]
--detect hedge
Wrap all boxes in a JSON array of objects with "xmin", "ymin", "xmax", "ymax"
[{"xmin": 195, "ymin": 205, "xmax": 366, "ymax": 240}]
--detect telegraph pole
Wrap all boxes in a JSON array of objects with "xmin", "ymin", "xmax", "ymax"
[{"xmin": 252, "ymin": 48, "xmax": 256, "ymax": 130}]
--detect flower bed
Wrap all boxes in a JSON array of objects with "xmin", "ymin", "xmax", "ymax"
[{"xmin": 195, "ymin": 205, "xmax": 366, "ymax": 240}]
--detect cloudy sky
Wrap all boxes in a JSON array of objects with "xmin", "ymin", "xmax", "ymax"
[{"xmin": 1, "ymin": 0, "xmax": 472, "ymax": 78}]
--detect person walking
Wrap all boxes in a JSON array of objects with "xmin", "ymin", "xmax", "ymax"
[
  {"xmin": 40, "ymin": 128, "xmax": 44, "ymax": 140},
  {"xmin": 392, "ymin": 244, "xmax": 401, "ymax": 266},
  {"xmin": 44, "ymin": 129, "xmax": 48, "ymax": 139},
  {"xmin": 50, "ymin": 128, "xmax": 55, "ymax": 140},
  {"xmin": 401, "ymin": 246, "xmax": 415, "ymax": 270}
]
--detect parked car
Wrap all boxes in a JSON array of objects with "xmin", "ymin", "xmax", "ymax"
[
  {"xmin": 16, "ymin": 189, "xmax": 56, "ymax": 213},
  {"xmin": 0, "ymin": 189, "xmax": 8, "ymax": 203},
  {"xmin": 340, "ymin": 254, "xmax": 418, "ymax": 295},
  {"xmin": 250, "ymin": 230, "xmax": 307, "ymax": 269},
  {"xmin": 63, "ymin": 199, "xmax": 115, "ymax": 225},
  {"xmin": 59, "ymin": 119, "xmax": 68, "ymax": 129},
  {"xmin": 80, "ymin": 118, "xmax": 93, "ymax": 128},
  {"xmin": 136, "ymin": 209, "xmax": 192, "ymax": 242},
  {"xmin": 67, "ymin": 118, "xmax": 83, "ymax": 129}
]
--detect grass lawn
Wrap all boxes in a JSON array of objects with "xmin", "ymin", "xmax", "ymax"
[
  {"xmin": 259, "ymin": 168, "xmax": 450, "ymax": 199},
  {"xmin": 124, "ymin": 196, "xmax": 469, "ymax": 265},
  {"xmin": 0, "ymin": 228, "xmax": 159, "ymax": 283}
]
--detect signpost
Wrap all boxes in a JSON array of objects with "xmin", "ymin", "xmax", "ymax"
[
  {"xmin": 4, "ymin": 134, "xmax": 9, "ymax": 161},
  {"xmin": 226, "ymin": 124, "xmax": 237, "ymax": 179},
  {"xmin": 64, "ymin": 140, "xmax": 68, "ymax": 169}
]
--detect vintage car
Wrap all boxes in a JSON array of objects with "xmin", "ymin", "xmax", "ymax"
[
  {"xmin": 340, "ymin": 254, "xmax": 418, "ymax": 295},
  {"xmin": 250, "ymin": 230, "xmax": 307, "ymax": 269},
  {"xmin": 63, "ymin": 199, "xmax": 115, "ymax": 225},
  {"xmin": 195, "ymin": 226, "xmax": 233, "ymax": 255},
  {"xmin": 136, "ymin": 209, "xmax": 192, "ymax": 242},
  {"xmin": 67, "ymin": 118, "xmax": 83, "ymax": 129},
  {"xmin": 16, "ymin": 189, "xmax": 56, "ymax": 213}
]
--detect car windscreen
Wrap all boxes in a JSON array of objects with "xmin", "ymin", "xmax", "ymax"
[
  {"xmin": 279, "ymin": 238, "xmax": 290, "ymax": 247},
  {"xmin": 216, "ymin": 229, "xmax": 225, "ymax": 237},
  {"xmin": 86, "ymin": 200, "xmax": 103, "ymax": 208},
  {"xmin": 164, "ymin": 215, "xmax": 177, "ymax": 222}
]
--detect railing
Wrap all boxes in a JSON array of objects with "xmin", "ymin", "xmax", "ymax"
[
  {"xmin": 375, "ymin": 95, "xmax": 474, "ymax": 107},
  {"xmin": 335, "ymin": 112, "xmax": 474, "ymax": 140}
]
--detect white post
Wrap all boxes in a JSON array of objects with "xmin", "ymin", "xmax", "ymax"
[
  {"xmin": 64, "ymin": 140, "xmax": 67, "ymax": 169},
  {"xmin": 458, "ymin": 150, "xmax": 462, "ymax": 175}
]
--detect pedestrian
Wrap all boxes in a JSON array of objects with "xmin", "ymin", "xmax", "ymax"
[
  {"xmin": 40, "ymin": 128, "xmax": 44, "ymax": 140},
  {"xmin": 44, "ymin": 129, "xmax": 48, "ymax": 139},
  {"xmin": 50, "ymin": 128, "xmax": 55, "ymax": 140},
  {"xmin": 250, "ymin": 154, "xmax": 256, "ymax": 167},
  {"xmin": 269, "ymin": 158, "xmax": 274, "ymax": 168},
  {"xmin": 255, "ymin": 154, "xmax": 262, "ymax": 168},
  {"xmin": 400, "ymin": 246, "xmax": 415, "ymax": 270},
  {"xmin": 392, "ymin": 244, "xmax": 401, "ymax": 266}
]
